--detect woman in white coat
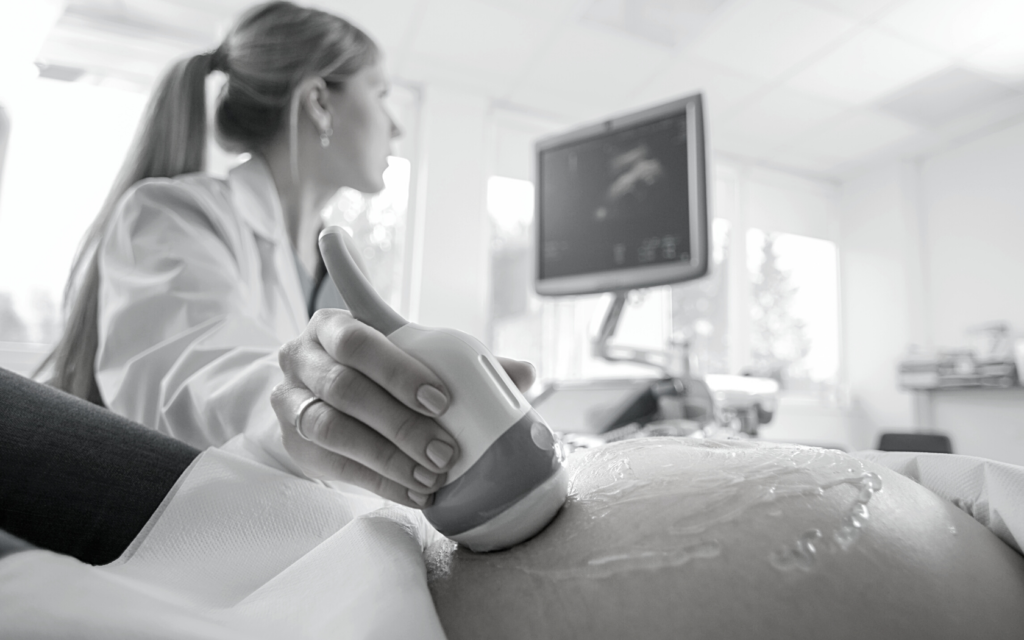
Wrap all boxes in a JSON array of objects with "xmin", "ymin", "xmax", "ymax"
[{"xmin": 42, "ymin": 1, "xmax": 532, "ymax": 509}]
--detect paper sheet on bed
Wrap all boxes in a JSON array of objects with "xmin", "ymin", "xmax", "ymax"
[
  {"xmin": 0, "ymin": 446, "xmax": 449, "ymax": 639},
  {"xmin": 855, "ymin": 450, "xmax": 1024, "ymax": 555}
]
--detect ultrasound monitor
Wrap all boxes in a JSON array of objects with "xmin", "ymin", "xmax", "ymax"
[{"xmin": 534, "ymin": 93, "xmax": 709, "ymax": 296}]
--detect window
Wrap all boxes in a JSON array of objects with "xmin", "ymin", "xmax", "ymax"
[
  {"xmin": 324, "ymin": 156, "xmax": 412, "ymax": 313},
  {"xmin": 0, "ymin": 77, "xmax": 145, "ymax": 373},
  {"xmin": 671, "ymin": 218, "xmax": 731, "ymax": 375},
  {"xmin": 746, "ymin": 229, "xmax": 839, "ymax": 393}
]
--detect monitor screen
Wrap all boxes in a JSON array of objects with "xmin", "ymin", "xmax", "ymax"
[{"xmin": 534, "ymin": 94, "xmax": 709, "ymax": 296}]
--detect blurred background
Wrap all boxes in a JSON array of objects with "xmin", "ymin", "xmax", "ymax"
[{"xmin": 2, "ymin": 0, "xmax": 1024, "ymax": 461}]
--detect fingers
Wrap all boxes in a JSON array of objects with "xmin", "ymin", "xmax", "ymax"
[
  {"xmin": 310, "ymin": 310, "xmax": 451, "ymax": 417},
  {"xmin": 272, "ymin": 383, "xmax": 438, "ymax": 509},
  {"xmin": 275, "ymin": 310, "xmax": 461, "ymax": 507},
  {"xmin": 307, "ymin": 365, "xmax": 457, "ymax": 474},
  {"xmin": 283, "ymin": 325, "xmax": 459, "ymax": 475},
  {"xmin": 496, "ymin": 356, "xmax": 537, "ymax": 393}
]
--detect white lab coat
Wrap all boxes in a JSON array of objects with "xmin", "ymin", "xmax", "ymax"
[{"xmin": 95, "ymin": 157, "xmax": 307, "ymax": 457}]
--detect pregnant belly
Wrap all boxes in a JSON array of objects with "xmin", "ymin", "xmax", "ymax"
[{"xmin": 427, "ymin": 438, "xmax": 1024, "ymax": 640}]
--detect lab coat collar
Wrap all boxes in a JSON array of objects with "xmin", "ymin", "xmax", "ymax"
[
  {"xmin": 229, "ymin": 155, "xmax": 287, "ymax": 242},
  {"xmin": 228, "ymin": 155, "xmax": 309, "ymax": 327}
]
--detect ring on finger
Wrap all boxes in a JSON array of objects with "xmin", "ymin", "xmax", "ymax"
[{"xmin": 295, "ymin": 396, "xmax": 324, "ymax": 440}]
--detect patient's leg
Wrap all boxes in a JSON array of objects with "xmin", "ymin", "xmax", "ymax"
[
  {"xmin": 0, "ymin": 367, "xmax": 199, "ymax": 564},
  {"xmin": 427, "ymin": 438, "xmax": 1024, "ymax": 640}
]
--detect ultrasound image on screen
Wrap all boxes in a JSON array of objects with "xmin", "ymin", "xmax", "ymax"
[{"xmin": 538, "ymin": 112, "xmax": 690, "ymax": 280}]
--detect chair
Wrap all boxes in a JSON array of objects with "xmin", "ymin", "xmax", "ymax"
[{"xmin": 877, "ymin": 432, "xmax": 953, "ymax": 454}]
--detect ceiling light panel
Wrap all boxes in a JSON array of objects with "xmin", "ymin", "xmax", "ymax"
[
  {"xmin": 877, "ymin": 0, "xmax": 1024, "ymax": 57},
  {"xmin": 690, "ymin": 0, "xmax": 859, "ymax": 81},
  {"xmin": 39, "ymin": 22, "xmax": 185, "ymax": 88},
  {"xmin": 786, "ymin": 108, "xmax": 920, "ymax": 163},
  {"xmin": 510, "ymin": 22, "xmax": 672, "ymax": 113},
  {"xmin": 964, "ymin": 34, "xmax": 1024, "ymax": 83},
  {"xmin": 402, "ymin": 0, "xmax": 546, "ymax": 92},
  {"xmin": 64, "ymin": 0, "xmax": 221, "ymax": 48},
  {"xmin": 785, "ymin": 25, "xmax": 950, "ymax": 105}
]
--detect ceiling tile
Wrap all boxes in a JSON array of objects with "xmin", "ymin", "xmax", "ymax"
[
  {"xmin": 509, "ymin": 22, "xmax": 673, "ymax": 113},
  {"xmin": 785, "ymin": 25, "xmax": 950, "ymax": 105},
  {"xmin": 626, "ymin": 54, "xmax": 764, "ymax": 117},
  {"xmin": 398, "ymin": 55, "xmax": 512, "ymax": 97},
  {"xmin": 715, "ymin": 86, "xmax": 850, "ymax": 150},
  {"xmin": 710, "ymin": 127, "xmax": 784, "ymax": 162},
  {"xmin": 313, "ymin": 0, "xmax": 424, "ymax": 55},
  {"xmin": 793, "ymin": 0, "xmax": 905, "ymax": 21},
  {"xmin": 402, "ymin": 0, "xmax": 544, "ymax": 90},
  {"xmin": 877, "ymin": 0, "xmax": 1024, "ymax": 57},
  {"xmin": 785, "ymin": 108, "xmax": 920, "ymax": 163},
  {"xmin": 690, "ymin": 0, "xmax": 859, "ymax": 81},
  {"xmin": 877, "ymin": 66, "xmax": 1020, "ymax": 126},
  {"xmin": 581, "ymin": 0, "xmax": 731, "ymax": 48},
  {"xmin": 474, "ymin": 0, "xmax": 579, "ymax": 21},
  {"xmin": 500, "ymin": 85, "xmax": 616, "ymax": 123},
  {"xmin": 763, "ymin": 150, "xmax": 844, "ymax": 178}
]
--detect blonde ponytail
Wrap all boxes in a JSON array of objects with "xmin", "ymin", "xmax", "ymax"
[{"xmin": 38, "ymin": 53, "xmax": 217, "ymax": 402}]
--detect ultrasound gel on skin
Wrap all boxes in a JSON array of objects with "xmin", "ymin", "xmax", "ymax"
[{"xmin": 319, "ymin": 226, "xmax": 569, "ymax": 552}]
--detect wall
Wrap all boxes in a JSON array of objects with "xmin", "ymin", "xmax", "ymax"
[
  {"xmin": 921, "ymin": 118, "xmax": 1024, "ymax": 346},
  {"xmin": 918, "ymin": 116, "xmax": 1024, "ymax": 465},
  {"xmin": 839, "ymin": 114, "xmax": 1024, "ymax": 464},
  {"xmin": 839, "ymin": 163, "xmax": 920, "ymax": 450},
  {"xmin": 409, "ymin": 86, "xmax": 490, "ymax": 339}
]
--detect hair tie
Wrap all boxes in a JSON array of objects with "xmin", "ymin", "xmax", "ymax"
[{"xmin": 207, "ymin": 45, "xmax": 229, "ymax": 74}]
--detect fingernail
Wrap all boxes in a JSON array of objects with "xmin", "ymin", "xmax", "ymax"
[
  {"xmin": 426, "ymin": 440, "xmax": 454, "ymax": 469},
  {"xmin": 408, "ymin": 490, "xmax": 428, "ymax": 507},
  {"xmin": 416, "ymin": 385, "xmax": 448, "ymax": 416},
  {"xmin": 413, "ymin": 466, "xmax": 438, "ymax": 488}
]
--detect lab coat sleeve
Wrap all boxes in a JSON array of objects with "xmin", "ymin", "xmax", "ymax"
[
  {"xmin": 854, "ymin": 450, "xmax": 1024, "ymax": 555},
  {"xmin": 95, "ymin": 179, "xmax": 289, "ymax": 454}
]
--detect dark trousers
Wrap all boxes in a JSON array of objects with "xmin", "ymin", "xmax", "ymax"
[{"xmin": 0, "ymin": 367, "xmax": 199, "ymax": 564}]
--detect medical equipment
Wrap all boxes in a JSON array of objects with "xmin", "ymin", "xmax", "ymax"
[
  {"xmin": 319, "ymin": 226, "xmax": 568, "ymax": 552},
  {"xmin": 532, "ymin": 93, "xmax": 778, "ymax": 437},
  {"xmin": 534, "ymin": 93, "xmax": 709, "ymax": 297}
]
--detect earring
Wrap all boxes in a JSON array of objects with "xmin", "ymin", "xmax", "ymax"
[{"xmin": 320, "ymin": 126, "xmax": 333, "ymax": 148}]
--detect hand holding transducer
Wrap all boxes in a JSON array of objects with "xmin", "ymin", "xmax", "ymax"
[{"xmin": 272, "ymin": 309, "xmax": 537, "ymax": 510}]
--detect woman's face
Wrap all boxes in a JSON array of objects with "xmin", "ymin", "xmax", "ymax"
[{"xmin": 323, "ymin": 60, "xmax": 400, "ymax": 194}]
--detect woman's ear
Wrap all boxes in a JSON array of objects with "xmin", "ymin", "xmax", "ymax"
[{"xmin": 298, "ymin": 77, "xmax": 332, "ymax": 135}]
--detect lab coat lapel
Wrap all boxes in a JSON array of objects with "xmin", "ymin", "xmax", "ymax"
[{"xmin": 229, "ymin": 158, "xmax": 308, "ymax": 338}]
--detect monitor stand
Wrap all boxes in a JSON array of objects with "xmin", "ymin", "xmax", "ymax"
[{"xmin": 591, "ymin": 290, "xmax": 779, "ymax": 436}]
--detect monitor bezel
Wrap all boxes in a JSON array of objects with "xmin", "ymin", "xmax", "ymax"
[{"xmin": 534, "ymin": 93, "xmax": 709, "ymax": 297}]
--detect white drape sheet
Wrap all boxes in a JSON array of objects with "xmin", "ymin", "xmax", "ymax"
[
  {"xmin": 855, "ymin": 449, "xmax": 1024, "ymax": 555},
  {"xmin": 6, "ymin": 441, "xmax": 1024, "ymax": 637},
  {"xmin": 0, "ymin": 446, "xmax": 448, "ymax": 640}
]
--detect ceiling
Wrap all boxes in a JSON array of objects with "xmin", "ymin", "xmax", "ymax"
[{"xmin": 30, "ymin": 0, "xmax": 1024, "ymax": 180}]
